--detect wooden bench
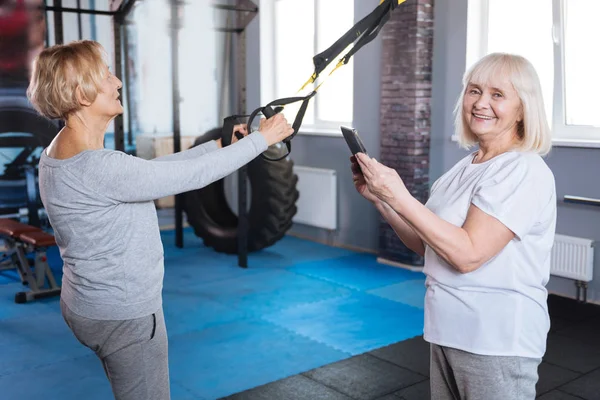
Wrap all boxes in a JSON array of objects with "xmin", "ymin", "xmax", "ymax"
[{"xmin": 0, "ymin": 218, "xmax": 61, "ymax": 303}]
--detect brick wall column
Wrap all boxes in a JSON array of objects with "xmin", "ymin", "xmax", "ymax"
[{"xmin": 378, "ymin": 0, "xmax": 434, "ymax": 267}]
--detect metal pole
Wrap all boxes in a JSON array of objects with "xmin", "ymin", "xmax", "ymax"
[
  {"xmin": 236, "ymin": 0, "xmax": 248, "ymax": 268},
  {"xmin": 112, "ymin": 14, "xmax": 125, "ymax": 151},
  {"xmin": 44, "ymin": 5, "xmax": 114, "ymax": 16},
  {"xmin": 76, "ymin": 0, "xmax": 83, "ymax": 39},
  {"xmin": 53, "ymin": 0, "xmax": 64, "ymax": 45},
  {"xmin": 212, "ymin": 4, "xmax": 258, "ymax": 13},
  {"xmin": 43, "ymin": 0, "xmax": 50, "ymax": 46},
  {"xmin": 170, "ymin": 0, "xmax": 183, "ymax": 248},
  {"xmin": 123, "ymin": 23, "xmax": 133, "ymax": 146}
]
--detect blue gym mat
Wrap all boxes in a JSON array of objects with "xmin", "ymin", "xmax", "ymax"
[{"xmin": 0, "ymin": 228, "xmax": 426, "ymax": 399}]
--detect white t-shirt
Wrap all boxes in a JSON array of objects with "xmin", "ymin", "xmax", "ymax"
[{"xmin": 423, "ymin": 150, "xmax": 556, "ymax": 359}]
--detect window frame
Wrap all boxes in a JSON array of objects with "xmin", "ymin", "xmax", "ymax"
[
  {"xmin": 259, "ymin": 0, "xmax": 354, "ymax": 137},
  {"xmin": 466, "ymin": 0, "xmax": 600, "ymax": 149}
]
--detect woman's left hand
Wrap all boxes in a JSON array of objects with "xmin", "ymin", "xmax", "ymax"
[
  {"xmin": 230, "ymin": 123, "xmax": 249, "ymax": 144},
  {"xmin": 355, "ymin": 153, "xmax": 410, "ymax": 208},
  {"xmin": 216, "ymin": 123, "xmax": 249, "ymax": 148}
]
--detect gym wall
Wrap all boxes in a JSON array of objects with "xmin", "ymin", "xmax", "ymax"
[{"xmin": 245, "ymin": 0, "xmax": 434, "ymax": 267}]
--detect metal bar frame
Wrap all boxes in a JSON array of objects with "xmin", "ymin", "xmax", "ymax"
[
  {"xmin": 563, "ymin": 195, "xmax": 600, "ymax": 207},
  {"xmin": 53, "ymin": 0, "xmax": 64, "ymax": 45},
  {"xmin": 112, "ymin": 13, "xmax": 125, "ymax": 152},
  {"xmin": 236, "ymin": 0, "xmax": 249, "ymax": 268},
  {"xmin": 45, "ymin": 5, "xmax": 114, "ymax": 16},
  {"xmin": 43, "ymin": 0, "xmax": 50, "ymax": 46},
  {"xmin": 44, "ymin": 0, "xmax": 258, "ymax": 263},
  {"xmin": 76, "ymin": 0, "xmax": 83, "ymax": 38},
  {"xmin": 123, "ymin": 23, "xmax": 133, "ymax": 147},
  {"xmin": 213, "ymin": 4, "xmax": 258, "ymax": 13},
  {"xmin": 170, "ymin": 0, "xmax": 184, "ymax": 248}
]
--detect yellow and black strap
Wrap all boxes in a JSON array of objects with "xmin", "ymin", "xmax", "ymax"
[{"xmin": 249, "ymin": 0, "xmax": 407, "ymax": 161}]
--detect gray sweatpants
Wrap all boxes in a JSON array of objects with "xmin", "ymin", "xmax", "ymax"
[
  {"xmin": 430, "ymin": 344, "xmax": 541, "ymax": 400},
  {"xmin": 61, "ymin": 300, "xmax": 170, "ymax": 400}
]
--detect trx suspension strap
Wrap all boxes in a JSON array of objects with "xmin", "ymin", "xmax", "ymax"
[{"xmin": 245, "ymin": 0, "xmax": 407, "ymax": 161}]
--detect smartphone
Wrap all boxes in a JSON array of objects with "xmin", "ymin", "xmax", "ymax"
[{"xmin": 341, "ymin": 125, "xmax": 368, "ymax": 156}]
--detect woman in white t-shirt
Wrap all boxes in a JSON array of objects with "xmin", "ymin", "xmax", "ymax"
[{"xmin": 352, "ymin": 53, "xmax": 556, "ymax": 399}]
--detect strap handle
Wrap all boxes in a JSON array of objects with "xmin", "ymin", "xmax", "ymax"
[{"xmin": 240, "ymin": 0, "xmax": 406, "ymax": 161}]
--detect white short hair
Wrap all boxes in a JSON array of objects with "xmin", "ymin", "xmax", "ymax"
[{"xmin": 454, "ymin": 53, "xmax": 552, "ymax": 156}]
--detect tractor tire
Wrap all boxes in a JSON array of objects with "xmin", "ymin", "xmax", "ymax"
[{"xmin": 181, "ymin": 130, "xmax": 299, "ymax": 254}]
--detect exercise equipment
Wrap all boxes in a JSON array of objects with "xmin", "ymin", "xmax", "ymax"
[
  {"xmin": 0, "ymin": 218, "xmax": 61, "ymax": 303},
  {"xmin": 0, "ymin": 88, "xmax": 59, "ymax": 227},
  {"xmin": 184, "ymin": 0, "xmax": 407, "ymax": 259},
  {"xmin": 182, "ymin": 124, "xmax": 299, "ymax": 254},
  {"xmin": 246, "ymin": 0, "xmax": 407, "ymax": 161}
]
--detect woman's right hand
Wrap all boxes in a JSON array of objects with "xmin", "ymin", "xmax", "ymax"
[
  {"xmin": 258, "ymin": 114, "xmax": 295, "ymax": 146},
  {"xmin": 351, "ymin": 155, "xmax": 379, "ymax": 204}
]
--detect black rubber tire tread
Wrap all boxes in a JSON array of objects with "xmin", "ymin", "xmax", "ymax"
[{"xmin": 181, "ymin": 130, "xmax": 299, "ymax": 254}]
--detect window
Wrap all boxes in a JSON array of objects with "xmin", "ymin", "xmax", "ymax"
[
  {"xmin": 130, "ymin": 0, "xmax": 173, "ymax": 135},
  {"xmin": 466, "ymin": 0, "xmax": 600, "ymax": 145},
  {"xmin": 129, "ymin": 0, "xmax": 218, "ymax": 137},
  {"xmin": 260, "ymin": 0, "xmax": 354, "ymax": 135},
  {"xmin": 44, "ymin": 0, "xmax": 219, "ymax": 141},
  {"xmin": 46, "ymin": 2, "xmax": 118, "ymax": 135}
]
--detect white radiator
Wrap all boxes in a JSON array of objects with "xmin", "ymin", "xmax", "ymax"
[
  {"xmin": 550, "ymin": 234, "xmax": 595, "ymax": 282},
  {"xmin": 292, "ymin": 166, "xmax": 337, "ymax": 230}
]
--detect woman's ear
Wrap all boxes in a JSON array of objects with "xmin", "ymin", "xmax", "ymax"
[
  {"xmin": 75, "ymin": 86, "xmax": 92, "ymax": 107},
  {"xmin": 517, "ymin": 103, "xmax": 524, "ymax": 123}
]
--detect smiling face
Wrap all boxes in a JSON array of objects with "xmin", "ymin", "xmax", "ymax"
[
  {"xmin": 87, "ymin": 65, "xmax": 123, "ymax": 120},
  {"xmin": 27, "ymin": 40, "xmax": 122, "ymax": 121},
  {"xmin": 454, "ymin": 53, "xmax": 553, "ymax": 155},
  {"xmin": 462, "ymin": 79, "xmax": 523, "ymax": 142}
]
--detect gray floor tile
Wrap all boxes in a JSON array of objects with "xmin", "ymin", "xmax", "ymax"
[
  {"xmin": 549, "ymin": 316, "xmax": 573, "ymax": 333},
  {"xmin": 559, "ymin": 369, "xmax": 600, "ymax": 400},
  {"xmin": 369, "ymin": 336, "xmax": 430, "ymax": 377},
  {"xmin": 547, "ymin": 295, "xmax": 600, "ymax": 323},
  {"xmin": 220, "ymin": 374, "xmax": 352, "ymax": 400},
  {"xmin": 544, "ymin": 333, "xmax": 600, "ymax": 373},
  {"xmin": 553, "ymin": 318, "xmax": 600, "ymax": 349},
  {"xmin": 394, "ymin": 380, "xmax": 431, "ymax": 400},
  {"xmin": 536, "ymin": 362, "xmax": 581, "ymax": 395},
  {"xmin": 537, "ymin": 390, "xmax": 586, "ymax": 399},
  {"xmin": 373, "ymin": 394, "xmax": 401, "ymax": 400},
  {"xmin": 303, "ymin": 354, "xmax": 426, "ymax": 400}
]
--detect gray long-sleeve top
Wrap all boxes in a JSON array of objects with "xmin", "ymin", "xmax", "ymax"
[{"xmin": 39, "ymin": 133, "xmax": 268, "ymax": 320}]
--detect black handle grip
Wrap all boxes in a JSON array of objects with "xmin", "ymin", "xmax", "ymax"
[
  {"xmin": 262, "ymin": 106, "xmax": 276, "ymax": 118},
  {"xmin": 221, "ymin": 115, "xmax": 248, "ymax": 147}
]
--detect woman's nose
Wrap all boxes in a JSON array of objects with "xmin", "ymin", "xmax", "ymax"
[{"xmin": 473, "ymin": 93, "xmax": 490, "ymax": 109}]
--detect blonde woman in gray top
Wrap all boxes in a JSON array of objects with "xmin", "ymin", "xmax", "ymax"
[{"xmin": 28, "ymin": 40, "xmax": 294, "ymax": 400}]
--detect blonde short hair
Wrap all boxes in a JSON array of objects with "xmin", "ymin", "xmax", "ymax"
[
  {"xmin": 454, "ymin": 53, "xmax": 552, "ymax": 156},
  {"xmin": 27, "ymin": 40, "xmax": 107, "ymax": 120}
]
